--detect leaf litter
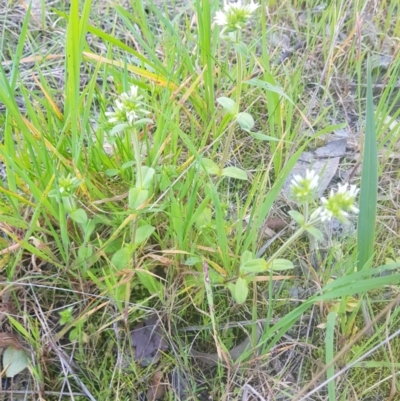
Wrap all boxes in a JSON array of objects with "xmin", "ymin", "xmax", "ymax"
[{"xmin": 130, "ymin": 314, "xmax": 169, "ymax": 367}]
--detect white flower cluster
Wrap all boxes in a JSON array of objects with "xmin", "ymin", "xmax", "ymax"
[
  {"xmin": 214, "ymin": 0, "xmax": 259, "ymax": 36},
  {"xmin": 320, "ymin": 183, "xmax": 359, "ymax": 222},
  {"xmin": 105, "ymin": 85, "xmax": 150, "ymax": 126},
  {"xmin": 58, "ymin": 174, "xmax": 82, "ymax": 196},
  {"xmin": 291, "ymin": 170, "xmax": 359, "ymax": 223},
  {"xmin": 291, "ymin": 169, "xmax": 319, "ymax": 203}
]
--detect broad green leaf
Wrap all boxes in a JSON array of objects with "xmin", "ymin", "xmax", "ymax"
[
  {"xmin": 288, "ymin": 210, "xmax": 305, "ymax": 225},
  {"xmin": 233, "ymin": 277, "xmax": 249, "ymax": 304},
  {"xmin": 241, "ymin": 258, "xmax": 268, "ymax": 274},
  {"xmin": 134, "ymin": 225, "xmax": 155, "ymax": 246},
  {"xmin": 137, "ymin": 271, "xmax": 164, "ymax": 297},
  {"xmin": 128, "ymin": 188, "xmax": 149, "ymax": 209},
  {"xmin": 3, "ymin": 347, "xmax": 29, "ymax": 377},
  {"xmin": 140, "ymin": 166, "xmax": 155, "ymax": 190},
  {"xmin": 83, "ymin": 219, "xmax": 97, "ymax": 241},
  {"xmin": 111, "ymin": 247, "xmax": 132, "ymax": 271},
  {"xmin": 194, "ymin": 207, "xmax": 212, "ymax": 229},
  {"xmin": 122, "ymin": 161, "xmax": 135, "ymax": 170},
  {"xmin": 222, "ymin": 167, "xmax": 248, "ymax": 180},
  {"xmin": 216, "ymin": 97, "xmax": 236, "ymax": 115},
  {"xmin": 233, "ymin": 41, "xmax": 248, "ymax": 56},
  {"xmin": 110, "ymin": 123, "xmax": 129, "ymax": 135},
  {"xmin": 209, "ymin": 268, "xmax": 225, "ymax": 284},
  {"xmin": 241, "ymin": 250, "xmax": 253, "ymax": 265},
  {"xmin": 78, "ymin": 244, "xmax": 93, "ymax": 263},
  {"xmin": 269, "ymin": 259, "xmax": 294, "ymax": 271},
  {"xmin": 184, "ymin": 256, "xmax": 202, "ymax": 266},
  {"xmin": 133, "ymin": 117, "xmax": 153, "ymax": 127},
  {"xmin": 236, "ymin": 112, "xmax": 254, "ymax": 130},
  {"xmin": 306, "ymin": 226, "xmax": 324, "ymax": 241},
  {"xmin": 105, "ymin": 169, "xmax": 119, "ymax": 177},
  {"xmin": 357, "ymin": 57, "xmax": 378, "ymax": 270},
  {"xmin": 200, "ymin": 158, "xmax": 221, "ymax": 176},
  {"xmin": 69, "ymin": 209, "xmax": 88, "ymax": 225}
]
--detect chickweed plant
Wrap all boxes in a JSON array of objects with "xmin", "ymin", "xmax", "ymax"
[{"xmin": 0, "ymin": 0, "xmax": 400, "ymax": 399}]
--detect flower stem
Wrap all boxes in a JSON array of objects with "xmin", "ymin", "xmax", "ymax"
[
  {"xmin": 265, "ymin": 214, "xmax": 322, "ymax": 264},
  {"xmin": 219, "ymin": 33, "xmax": 243, "ymax": 169},
  {"xmin": 131, "ymin": 128, "xmax": 142, "ymax": 188}
]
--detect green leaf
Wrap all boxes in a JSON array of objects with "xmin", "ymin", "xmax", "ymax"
[
  {"xmin": 3, "ymin": 347, "xmax": 29, "ymax": 377},
  {"xmin": 110, "ymin": 123, "xmax": 129, "ymax": 135},
  {"xmin": 128, "ymin": 188, "xmax": 149, "ymax": 209},
  {"xmin": 288, "ymin": 210, "xmax": 305, "ymax": 225},
  {"xmin": 59, "ymin": 307, "xmax": 74, "ymax": 325},
  {"xmin": 216, "ymin": 97, "xmax": 236, "ymax": 115},
  {"xmin": 326, "ymin": 312, "xmax": 337, "ymax": 401},
  {"xmin": 78, "ymin": 244, "xmax": 94, "ymax": 263},
  {"xmin": 184, "ymin": 256, "xmax": 202, "ymax": 266},
  {"xmin": 105, "ymin": 169, "xmax": 120, "ymax": 177},
  {"xmin": 306, "ymin": 226, "xmax": 324, "ymax": 241},
  {"xmin": 122, "ymin": 161, "xmax": 135, "ymax": 170},
  {"xmin": 246, "ymin": 130, "xmax": 281, "ymax": 142},
  {"xmin": 194, "ymin": 207, "xmax": 212, "ymax": 229},
  {"xmin": 138, "ymin": 166, "xmax": 155, "ymax": 190},
  {"xmin": 241, "ymin": 259, "xmax": 268, "ymax": 274},
  {"xmin": 69, "ymin": 209, "xmax": 88, "ymax": 225},
  {"xmin": 111, "ymin": 247, "xmax": 132, "ymax": 271},
  {"xmin": 83, "ymin": 219, "xmax": 97, "ymax": 242},
  {"xmin": 269, "ymin": 258, "xmax": 294, "ymax": 271},
  {"xmin": 357, "ymin": 57, "xmax": 378, "ymax": 271},
  {"xmin": 233, "ymin": 41, "xmax": 248, "ymax": 57},
  {"xmin": 241, "ymin": 250, "xmax": 253, "ymax": 265},
  {"xmin": 133, "ymin": 117, "xmax": 153, "ymax": 126},
  {"xmin": 222, "ymin": 167, "xmax": 248, "ymax": 180},
  {"xmin": 236, "ymin": 112, "xmax": 254, "ymax": 130},
  {"xmin": 233, "ymin": 277, "xmax": 249, "ymax": 304},
  {"xmin": 134, "ymin": 225, "xmax": 155, "ymax": 246},
  {"xmin": 246, "ymin": 79, "xmax": 292, "ymax": 103},
  {"xmin": 200, "ymin": 158, "xmax": 221, "ymax": 176},
  {"xmin": 137, "ymin": 271, "xmax": 164, "ymax": 297}
]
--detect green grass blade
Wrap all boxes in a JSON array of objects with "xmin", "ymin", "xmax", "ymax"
[
  {"xmin": 357, "ymin": 57, "xmax": 378, "ymax": 270},
  {"xmin": 195, "ymin": 0, "xmax": 214, "ymax": 115},
  {"xmin": 65, "ymin": 0, "xmax": 81, "ymax": 162},
  {"xmin": 326, "ymin": 312, "xmax": 336, "ymax": 401}
]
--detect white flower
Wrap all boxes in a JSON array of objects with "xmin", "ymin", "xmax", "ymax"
[
  {"xmin": 290, "ymin": 169, "xmax": 319, "ymax": 202},
  {"xmin": 320, "ymin": 183, "xmax": 360, "ymax": 222},
  {"xmin": 214, "ymin": 0, "xmax": 259, "ymax": 34},
  {"xmin": 57, "ymin": 174, "xmax": 82, "ymax": 197},
  {"xmin": 105, "ymin": 85, "xmax": 151, "ymax": 126}
]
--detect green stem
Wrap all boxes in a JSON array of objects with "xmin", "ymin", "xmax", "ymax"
[
  {"xmin": 131, "ymin": 128, "xmax": 142, "ymax": 188},
  {"xmin": 265, "ymin": 215, "xmax": 321, "ymax": 265},
  {"xmin": 130, "ymin": 127, "xmax": 141, "ymax": 254},
  {"xmin": 219, "ymin": 33, "xmax": 243, "ymax": 169}
]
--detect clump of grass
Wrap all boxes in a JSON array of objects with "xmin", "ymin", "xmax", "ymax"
[{"xmin": 0, "ymin": 0, "xmax": 400, "ymax": 399}]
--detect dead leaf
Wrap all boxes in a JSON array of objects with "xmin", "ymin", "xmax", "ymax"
[
  {"xmin": 0, "ymin": 332, "xmax": 23, "ymax": 350},
  {"xmin": 146, "ymin": 370, "xmax": 166, "ymax": 401},
  {"xmin": 283, "ymin": 138, "xmax": 347, "ymax": 197},
  {"xmin": 147, "ymin": 254, "xmax": 174, "ymax": 266},
  {"xmin": 265, "ymin": 217, "xmax": 287, "ymax": 232},
  {"xmin": 130, "ymin": 315, "xmax": 168, "ymax": 367}
]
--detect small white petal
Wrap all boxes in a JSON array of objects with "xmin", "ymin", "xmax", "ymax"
[{"xmin": 350, "ymin": 205, "xmax": 359, "ymax": 214}]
